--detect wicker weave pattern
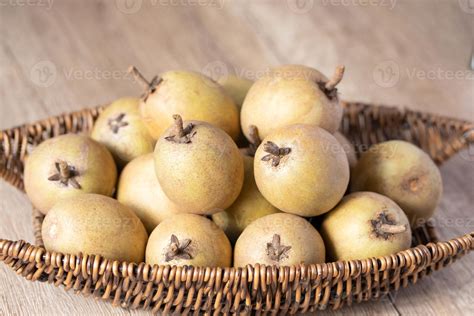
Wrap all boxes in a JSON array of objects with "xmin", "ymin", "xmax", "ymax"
[{"xmin": 0, "ymin": 102, "xmax": 473, "ymax": 314}]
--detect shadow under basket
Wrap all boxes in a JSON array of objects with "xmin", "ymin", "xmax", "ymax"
[{"xmin": 0, "ymin": 101, "xmax": 473, "ymax": 315}]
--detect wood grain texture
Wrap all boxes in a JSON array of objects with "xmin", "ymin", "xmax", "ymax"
[{"xmin": 0, "ymin": 0, "xmax": 472, "ymax": 315}]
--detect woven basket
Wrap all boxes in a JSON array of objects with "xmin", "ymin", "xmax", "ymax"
[{"xmin": 0, "ymin": 101, "xmax": 473, "ymax": 315}]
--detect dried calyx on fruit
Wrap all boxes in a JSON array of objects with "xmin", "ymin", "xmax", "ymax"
[
  {"xmin": 266, "ymin": 234, "xmax": 291, "ymax": 262},
  {"xmin": 107, "ymin": 113, "xmax": 128, "ymax": 133},
  {"xmin": 371, "ymin": 211, "xmax": 408, "ymax": 239},
  {"xmin": 165, "ymin": 234, "xmax": 193, "ymax": 262},
  {"xmin": 130, "ymin": 66, "xmax": 239, "ymax": 141},
  {"xmin": 261, "ymin": 141, "xmax": 291, "ymax": 167},
  {"xmin": 48, "ymin": 160, "xmax": 81, "ymax": 189}
]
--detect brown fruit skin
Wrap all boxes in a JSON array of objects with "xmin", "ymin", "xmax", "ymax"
[
  {"xmin": 42, "ymin": 194, "xmax": 148, "ymax": 262},
  {"xmin": 146, "ymin": 214, "xmax": 231, "ymax": 267},
  {"xmin": 320, "ymin": 192, "xmax": 412, "ymax": 261},
  {"xmin": 217, "ymin": 75, "xmax": 253, "ymax": 109},
  {"xmin": 254, "ymin": 125, "xmax": 350, "ymax": 217},
  {"xmin": 140, "ymin": 71, "xmax": 240, "ymax": 141},
  {"xmin": 24, "ymin": 134, "xmax": 117, "ymax": 214},
  {"xmin": 241, "ymin": 65, "xmax": 343, "ymax": 140},
  {"xmin": 117, "ymin": 154, "xmax": 183, "ymax": 234},
  {"xmin": 334, "ymin": 132, "xmax": 357, "ymax": 169},
  {"xmin": 350, "ymin": 140, "xmax": 442, "ymax": 226},
  {"xmin": 91, "ymin": 98, "xmax": 155, "ymax": 169},
  {"xmin": 212, "ymin": 155, "xmax": 280, "ymax": 243},
  {"xmin": 154, "ymin": 120, "xmax": 244, "ymax": 215},
  {"xmin": 234, "ymin": 213, "xmax": 326, "ymax": 267}
]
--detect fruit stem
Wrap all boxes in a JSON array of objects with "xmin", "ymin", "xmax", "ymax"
[
  {"xmin": 173, "ymin": 114, "xmax": 186, "ymax": 138},
  {"xmin": 165, "ymin": 114, "xmax": 196, "ymax": 144},
  {"xmin": 325, "ymin": 65, "xmax": 345, "ymax": 90},
  {"xmin": 379, "ymin": 223, "xmax": 407, "ymax": 234},
  {"xmin": 128, "ymin": 66, "xmax": 162, "ymax": 100},
  {"xmin": 128, "ymin": 66, "xmax": 151, "ymax": 89},
  {"xmin": 247, "ymin": 125, "xmax": 261, "ymax": 157},
  {"xmin": 248, "ymin": 125, "xmax": 261, "ymax": 147},
  {"xmin": 371, "ymin": 211, "xmax": 407, "ymax": 239}
]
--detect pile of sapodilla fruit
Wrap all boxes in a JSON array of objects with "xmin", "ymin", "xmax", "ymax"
[{"xmin": 24, "ymin": 64, "xmax": 443, "ymax": 267}]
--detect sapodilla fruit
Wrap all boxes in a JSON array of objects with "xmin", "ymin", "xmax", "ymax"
[
  {"xmin": 117, "ymin": 154, "xmax": 183, "ymax": 234},
  {"xmin": 129, "ymin": 66, "xmax": 240, "ymax": 141},
  {"xmin": 24, "ymin": 134, "xmax": 117, "ymax": 214},
  {"xmin": 320, "ymin": 192, "xmax": 412, "ymax": 261},
  {"xmin": 234, "ymin": 213, "xmax": 326, "ymax": 267},
  {"xmin": 217, "ymin": 75, "xmax": 253, "ymax": 108},
  {"xmin": 241, "ymin": 64, "xmax": 345, "ymax": 140},
  {"xmin": 212, "ymin": 154, "xmax": 280, "ymax": 243},
  {"xmin": 254, "ymin": 124, "xmax": 350, "ymax": 217},
  {"xmin": 91, "ymin": 97, "xmax": 155, "ymax": 168},
  {"xmin": 213, "ymin": 125, "xmax": 279, "ymax": 242},
  {"xmin": 154, "ymin": 115, "xmax": 244, "ymax": 215},
  {"xmin": 42, "ymin": 193, "xmax": 148, "ymax": 262},
  {"xmin": 334, "ymin": 131, "xmax": 357, "ymax": 169},
  {"xmin": 146, "ymin": 214, "xmax": 231, "ymax": 267},
  {"xmin": 350, "ymin": 140, "xmax": 443, "ymax": 226},
  {"xmin": 218, "ymin": 75, "xmax": 254, "ymax": 147},
  {"xmin": 239, "ymin": 125, "xmax": 261, "ymax": 156}
]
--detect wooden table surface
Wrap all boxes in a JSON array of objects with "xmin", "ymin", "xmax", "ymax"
[{"xmin": 0, "ymin": 1, "xmax": 473, "ymax": 315}]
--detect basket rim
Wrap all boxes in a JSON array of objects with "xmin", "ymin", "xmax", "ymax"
[
  {"xmin": 0, "ymin": 100, "xmax": 473, "ymax": 264},
  {"xmin": 0, "ymin": 229, "xmax": 473, "ymax": 276}
]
